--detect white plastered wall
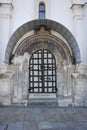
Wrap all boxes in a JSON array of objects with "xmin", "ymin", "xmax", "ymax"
[{"xmin": 1, "ymin": 0, "xmax": 87, "ymax": 64}]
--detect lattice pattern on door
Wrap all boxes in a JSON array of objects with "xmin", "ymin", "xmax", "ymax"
[{"xmin": 29, "ymin": 49, "xmax": 57, "ymax": 93}]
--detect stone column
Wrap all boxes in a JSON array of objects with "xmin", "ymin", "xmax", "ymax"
[
  {"xmin": 72, "ymin": 72, "xmax": 80, "ymax": 106},
  {"xmin": 71, "ymin": 3, "xmax": 85, "ymax": 63},
  {"xmin": 0, "ymin": 1, "xmax": 13, "ymax": 63},
  {"xmin": 11, "ymin": 53, "xmax": 30, "ymax": 105}
]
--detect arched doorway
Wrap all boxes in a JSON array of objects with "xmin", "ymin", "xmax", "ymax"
[
  {"xmin": 29, "ymin": 49, "xmax": 57, "ymax": 93},
  {"xmin": 4, "ymin": 20, "xmax": 81, "ymax": 106}
]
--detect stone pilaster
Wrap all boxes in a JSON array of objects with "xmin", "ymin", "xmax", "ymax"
[
  {"xmin": 0, "ymin": 1, "xmax": 13, "ymax": 63},
  {"xmin": 71, "ymin": 3, "xmax": 85, "ymax": 63},
  {"xmin": 84, "ymin": 2, "xmax": 87, "ymax": 63},
  {"xmin": 72, "ymin": 64, "xmax": 87, "ymax": 106}
]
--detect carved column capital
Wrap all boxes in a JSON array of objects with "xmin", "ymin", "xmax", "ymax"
[
  {"xmin": 71, "ymin": 3, "xmax": 84, "ymax": 19},
  {"xmin": 0, "ymin": 1, "xmax": 13, "ymax": 17}
]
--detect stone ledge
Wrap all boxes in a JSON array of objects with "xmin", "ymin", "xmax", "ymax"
[
  {"xmin": 0, "ymin": 0, "xmax": 12, "ymax": 4},
  {"xmin": 0, "ymin": 73, "xmax": 14, "ymax": 79},
  {"xmin": 71, "ymin": 0, "xmax": 86, "ymax": 8}
]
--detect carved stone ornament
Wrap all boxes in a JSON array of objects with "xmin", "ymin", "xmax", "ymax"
[{"xmin": 13, "ymin": 27, "xmax": 72, "ymax": 63}]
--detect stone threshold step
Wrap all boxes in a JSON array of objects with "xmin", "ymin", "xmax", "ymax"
[
  {"xmin": 28, "ymin": 102, "xmax": 58, "ymax": 108},
  {"xmin": 29, "ymin": 98, "xmax": 57, "ymax": 100}
]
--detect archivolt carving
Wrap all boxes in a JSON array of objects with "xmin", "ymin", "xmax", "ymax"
[{"xmin": 13, "ymin": 32, "xmax": 72, "ymax": 64}]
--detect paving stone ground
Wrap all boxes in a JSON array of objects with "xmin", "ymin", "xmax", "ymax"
[{"xmin": 0, "ymin": 106, "xmax": 87, "ymax": 130}]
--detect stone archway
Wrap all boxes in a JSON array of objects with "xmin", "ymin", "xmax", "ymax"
[{"xmin": 5, "ymin": 19, "xmax": 81, "ymax": 64}]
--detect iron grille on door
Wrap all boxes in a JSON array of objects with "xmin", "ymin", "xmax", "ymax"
[{"xmin": 29, "ymin": 49, "xmax": 57, "ymax": 93}]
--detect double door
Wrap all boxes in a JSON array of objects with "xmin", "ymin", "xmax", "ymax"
[{"xmin": 29, "ymin": 49, "xmax": 57, "ymax": 93}]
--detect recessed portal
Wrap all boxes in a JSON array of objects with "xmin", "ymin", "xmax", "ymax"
[{"xmin": 29, "ymin": 49, "xmax": 57, "ymax": 93}]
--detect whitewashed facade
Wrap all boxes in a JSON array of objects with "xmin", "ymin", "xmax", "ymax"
[{"xmin": 0, "ymin": 0, "xmax": 87, "ymax": 106}]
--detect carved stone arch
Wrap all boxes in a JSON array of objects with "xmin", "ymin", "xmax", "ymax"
[
  {"xmin": 13, "ymin": 31, "xmax": 72, "ymax": 65},
  {"xmin": 5, "ymin": 19, "xmax": 81, "ymax": 64}
]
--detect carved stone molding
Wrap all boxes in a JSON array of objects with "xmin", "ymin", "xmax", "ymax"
[{"xmin": 13, "ymin": 31, "xmax": 72, "ymax": 64}]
